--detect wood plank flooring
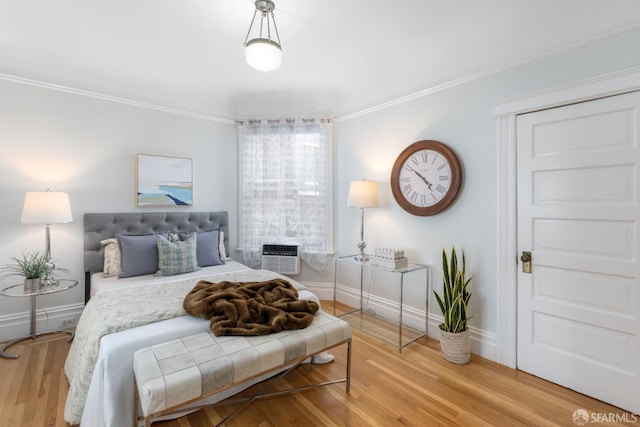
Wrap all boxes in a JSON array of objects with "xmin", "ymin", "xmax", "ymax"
[{"xmin": 0, "ymin": 301, "xmax": 636, "ymax": 426}]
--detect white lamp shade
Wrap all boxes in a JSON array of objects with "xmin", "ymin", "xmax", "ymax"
[
  {"xmin": 21, "ymin": 191, "xmax": 73, "ymax": 224},
  {"xmin": 245, "ymin": 38, "xmax": 282, "ymax": 72},
  {"xmin": 347, "ymin": 180, "xmax": 378, "ymax": 208}
]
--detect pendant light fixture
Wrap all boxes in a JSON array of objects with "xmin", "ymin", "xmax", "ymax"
[{"xmin": 243, "ymin": 0, "xmax": 282, "ymax": 72}]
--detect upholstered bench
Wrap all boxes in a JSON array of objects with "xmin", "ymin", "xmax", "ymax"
[{"xmin": 133, "ymin": 311, "xmax": 352, "ymax": 427}]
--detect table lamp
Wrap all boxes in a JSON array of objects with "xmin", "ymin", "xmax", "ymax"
[
  {"xmin": 347, "ymin": 180, "xmax": 378, "ymax": 261},
  {"xmin": 21, "ymin": 190, "xmax": 73, "ymax": 283}
]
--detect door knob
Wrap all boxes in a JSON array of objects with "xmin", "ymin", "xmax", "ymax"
[{"xmin": 521, "ymin": 251, "xmax": 532, "ymax": 273}]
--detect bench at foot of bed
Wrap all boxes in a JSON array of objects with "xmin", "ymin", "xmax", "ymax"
[{"xmin": 133, "ymin": 311, "xmax": 352, "ymax": 427}]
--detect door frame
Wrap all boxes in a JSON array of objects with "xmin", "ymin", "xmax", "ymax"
[{"xmin": 493, "ymin": 66, "xmax": 640, "ymax": 368}]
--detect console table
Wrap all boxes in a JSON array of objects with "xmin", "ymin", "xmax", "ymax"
[
  {"xmin": 333, "ymin": 255, "xmax": 429, "ymax": 352},
  {"xmin": 0, "ymin": 278, "xmax": 78, "ymax": 359}
]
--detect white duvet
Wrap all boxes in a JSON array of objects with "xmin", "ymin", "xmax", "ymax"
[{"xmin": 65, "ymin": 263, "xmax": 317, "ymax": 427}]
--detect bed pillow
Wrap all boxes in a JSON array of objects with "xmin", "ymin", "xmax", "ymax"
[
  {"xmin": 219, "ymin": 230, "xmax": 230, "ymax": 261},
  {"xmin": 116, "ymin": 233, "xmax": 167, "ymax": 278},
  {"xmin": 100, "ymin": 238, "xmax": 121, "ymax": 277},
  {"xmin": 156, "ymin": 234, "xmax": 200, "ymax": 276},
  {"xmin": 179, "ymin": 230, "xmax": 224, "ymax": 267}
]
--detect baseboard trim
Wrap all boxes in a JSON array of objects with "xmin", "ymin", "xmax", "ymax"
[
  {"xmin": 0, "ymin": 302, "xmax": 84, "ymax": 342},
  {"xmin": 306, "ymin": 281, "xmax": 496, "ymax": 361},
  {"xmin": 0, "ymin": 284, "xmax": 497, "ymax": 362}
]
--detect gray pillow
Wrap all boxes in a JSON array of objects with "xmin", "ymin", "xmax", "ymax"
[
  {"xmin": 117, "ymin": 232, "xmax": 168, "ymax": 278},
  {"xmin": 179, "ymin": 230, "xmax": 224, "ymax": 267}
]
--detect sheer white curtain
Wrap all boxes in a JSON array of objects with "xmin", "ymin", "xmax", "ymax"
[{"xmin": 238, "ymin": 117, "xmax": 333, "ymax": 274}]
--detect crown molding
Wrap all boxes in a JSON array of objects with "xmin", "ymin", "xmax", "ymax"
[
  {"xmin": 2, "ymin": 21, "xmax": 639, "ymax": 125},
  {"xmin": 335, "ymin": 21, "xmax": 640, "ymax": 122},
  {"xmin": 0, "ymin": 72, "xmax": 235, "ymax": 125},
  {"xmin": 494, "ymin": 66, "xmax": 640, "ymax": 116}
]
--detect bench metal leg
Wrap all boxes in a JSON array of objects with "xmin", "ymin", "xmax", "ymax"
[
  {"xmin": 214, "ymin": 339, "xmax": 352, "ymax": 426},
  {"xmin": 138, "ymin": 339, "xmax": 352, "ymax": 427}
]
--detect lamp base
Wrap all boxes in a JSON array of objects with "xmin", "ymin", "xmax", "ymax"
[
  {"xmin": 354, "ymin": 253, "xmax": 369, "ymax": 262},
  {"xmin": 354, "ymin": 240, "xmax": 368, "ymax": 262},
  {"xmin": 41, "ymin": 277, "xmax": 59, "ymax": 287}
]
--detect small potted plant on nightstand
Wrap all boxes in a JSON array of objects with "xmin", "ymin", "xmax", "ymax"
[
  {"xmin": 433, "ymin": 246, "xmax": 472, "ymax": 364},
  {"xmin": 0, "ymin": 251, "xmax": 66, "ymax": 291}
]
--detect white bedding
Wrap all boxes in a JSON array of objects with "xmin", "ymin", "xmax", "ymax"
[
  {"xmin": 90, "ymin": 261, "xmax": 249, "ymax": 297},
  {"xmin": 72, "ymin": 262, "xmax": 320, "ymax": 427}
]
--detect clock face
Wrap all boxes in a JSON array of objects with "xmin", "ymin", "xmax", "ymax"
[
  {"xmin": 398, "ymin": 149, "xmax": 452, "ymax": 208},
  {"xmin": 390, "ymin": 140, "xmax": 462, "ymax": 216}
]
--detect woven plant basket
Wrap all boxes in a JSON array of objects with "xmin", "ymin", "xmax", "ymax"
[{"xmin": 438, "ymin": 326, "xmax": 470, "ymax": 365}]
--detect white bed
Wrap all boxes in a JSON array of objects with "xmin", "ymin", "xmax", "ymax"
[
  {"xmin": 66, "ymin": 212, "xmax": 325, "ymax": 427},
  {"xmin": 89, "ymin": 260, "xmax": 251, "ymax": 297}
]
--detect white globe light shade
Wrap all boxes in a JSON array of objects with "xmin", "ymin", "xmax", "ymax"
[{"xmin": 245, "ymin": 38, "xmax": 282, "ymax": 72}]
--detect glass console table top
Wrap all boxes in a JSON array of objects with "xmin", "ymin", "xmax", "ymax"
[{"xmin": 1, "ymin": 278, "xmax": 78, "ymax": 297}]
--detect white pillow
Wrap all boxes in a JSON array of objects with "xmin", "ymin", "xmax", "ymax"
[
  {"xmin": 219, "ymin": 231, "xmax": 231, "ymax": 261},
  {"xmin": 100, "ymin": 238, "xmax": 121, "ymax": 277}
]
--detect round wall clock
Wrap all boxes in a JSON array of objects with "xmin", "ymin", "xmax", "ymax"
[{"xmin": 390, "ymin": 140, "xmax": 463, "ymax": 216}]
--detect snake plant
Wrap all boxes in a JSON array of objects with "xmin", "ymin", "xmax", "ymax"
[{"xmin": 434, "ymin": 247, "xmax": 472, "ymax": 333}]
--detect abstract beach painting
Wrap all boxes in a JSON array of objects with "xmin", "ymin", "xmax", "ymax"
[{"xmin": 137, "ymin": 154, "xmax": 193, "ymax": 206}]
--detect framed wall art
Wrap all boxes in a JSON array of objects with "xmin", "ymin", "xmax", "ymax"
[{"xmin": 136, "ymin": 154, "xmax": 193, "ymax": 206}]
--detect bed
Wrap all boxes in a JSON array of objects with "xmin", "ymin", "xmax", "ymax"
[{"xmin": 65, "ymin": 212, "xmax": 329, "ymax": 427}]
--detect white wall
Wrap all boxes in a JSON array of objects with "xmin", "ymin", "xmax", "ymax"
[
  {"xmin": 2, "ymin": 28, "xmax": 640, "ymax": 360},
  {"xmin": 0, "ymin": 79, "xmax": 237, "ymax": 341},
  {"xmin": 323, "ymin": 28, "xmax": 640, "ymax": 359}
]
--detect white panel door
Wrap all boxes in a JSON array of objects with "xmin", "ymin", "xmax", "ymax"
[{"xmin": 517, "ymin": 91, "xmax": 640, "ymax": 414}]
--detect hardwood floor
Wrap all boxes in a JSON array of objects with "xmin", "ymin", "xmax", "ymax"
[{"xmin": 0, "ymin": 301, "xmax": 636, "ymax": 427}]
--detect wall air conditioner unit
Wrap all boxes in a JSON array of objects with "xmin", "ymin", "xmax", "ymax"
[{"xmin": 261, "ymin": 244, "xmax": 300, "ymax": 275}]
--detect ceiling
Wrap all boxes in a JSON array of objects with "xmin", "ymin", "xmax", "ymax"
[{"xmin": 1, "ymin": 0, "xmax": 640, "ymax": 121}]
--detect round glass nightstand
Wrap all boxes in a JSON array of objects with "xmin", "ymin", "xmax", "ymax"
[{"xmin": 0, "ymin": 278, "xmax": 78, "ymax": 359}]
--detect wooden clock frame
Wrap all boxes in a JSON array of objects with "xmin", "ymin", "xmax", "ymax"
[{"xmin": 390, "ymin": 140, "xmax": 463, "ymax": 216}]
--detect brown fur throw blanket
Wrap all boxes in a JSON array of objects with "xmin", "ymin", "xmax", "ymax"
[{"xmin": 183, "ymin": 278, "xmax": 319, "ymax": 336}]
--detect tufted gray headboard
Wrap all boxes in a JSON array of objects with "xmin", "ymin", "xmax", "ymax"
[{"xmin": 83, "ymin": 211, "xmax": 229, "ymax": 303}]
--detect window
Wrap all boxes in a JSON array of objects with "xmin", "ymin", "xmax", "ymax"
[{"xmin": 238, "ymin": 118, "xmax": 333, "ymax": 274}]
